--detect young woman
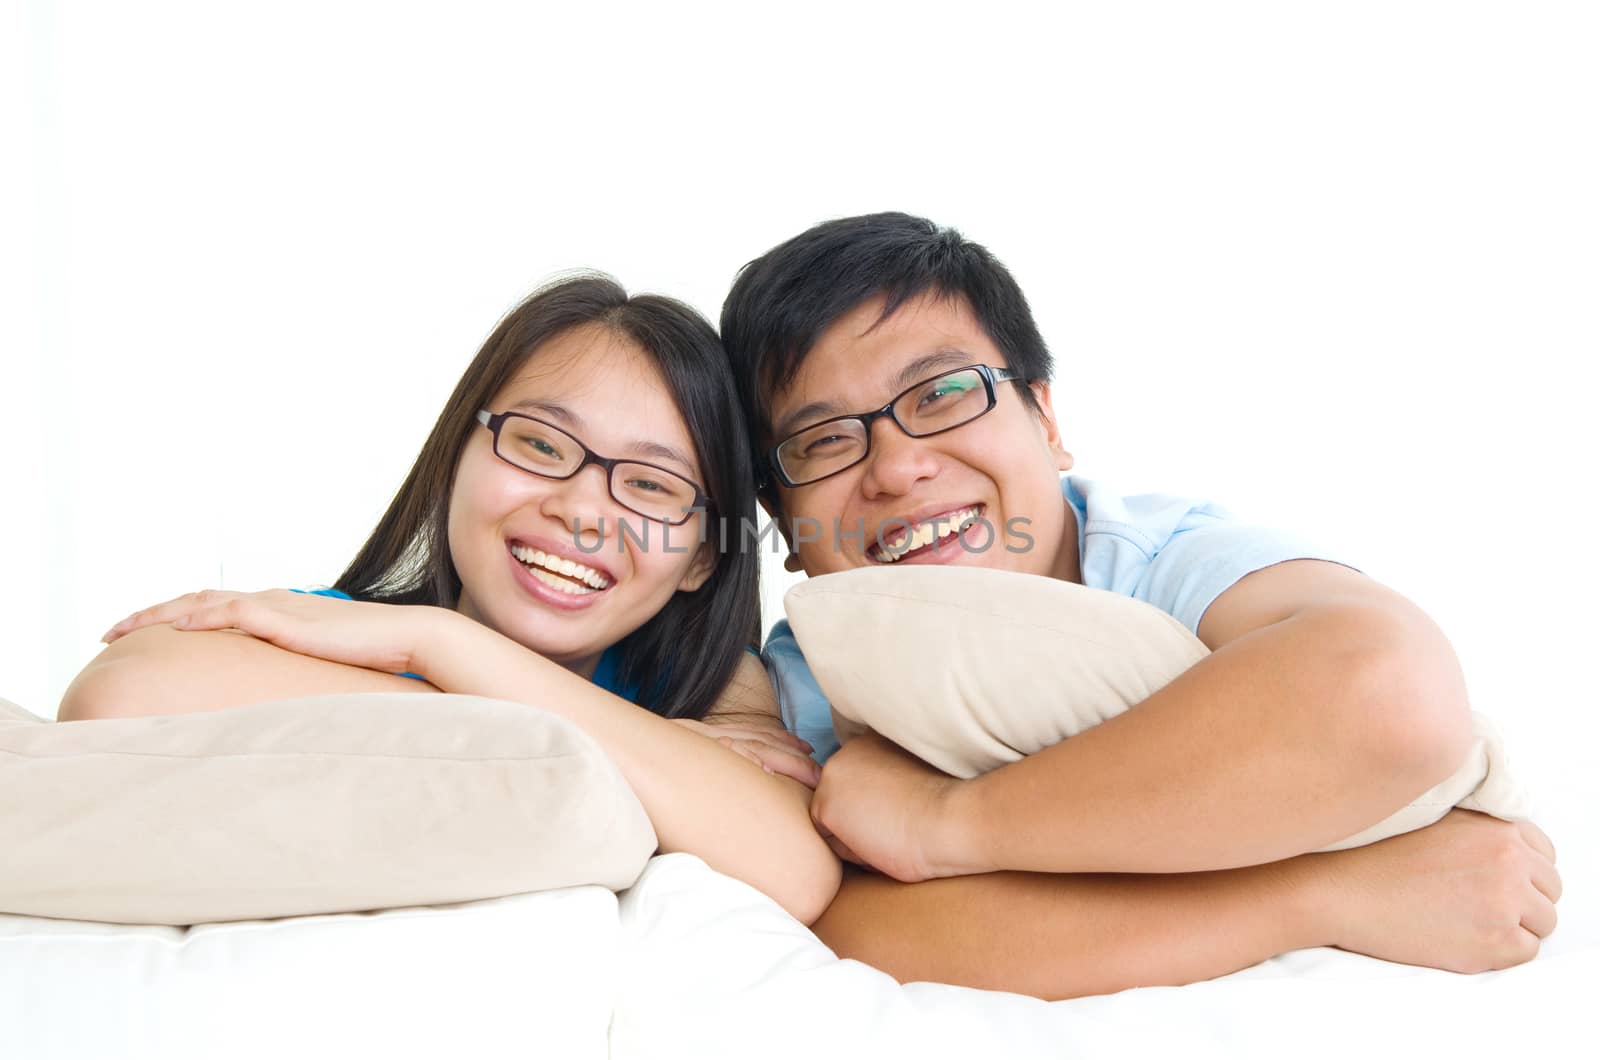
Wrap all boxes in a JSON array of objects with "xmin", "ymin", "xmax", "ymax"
[{"xmin": 59, "ymin": 274, "xmax": 841, "ymax": 924}]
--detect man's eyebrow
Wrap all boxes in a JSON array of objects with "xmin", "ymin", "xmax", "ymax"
[
  {"xmin": 508, "ymin": 399, "xmax": 698, "ymax": 476},
  {"xmin": 891, "ymin": 349, "xmax": 975, "ymax": 391},
  {"xmin": 772, "ymin": 399, "xmax": 847, "ymax": 443},
  {"xmin": 772, "ymin": 349, "xmax": 977, "ymax": 440}
]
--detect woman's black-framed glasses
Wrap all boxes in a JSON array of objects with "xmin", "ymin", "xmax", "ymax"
[
  {"xmin": 769, "ymin": 364, "xmax": 1023, "ymax": 488},
  {"xmin": 476, "ymin": 410, "xmax": 710, "ymax": 526}
]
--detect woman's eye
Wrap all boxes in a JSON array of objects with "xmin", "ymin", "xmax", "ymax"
[
  {"xmin": 625, "ymin": 477, "xmax": 668, "ymax": 494},
  {"xmin": 801, "ymin": 434, "xmax": 849, "ymax": 457},
  {"xmin": 519, "ymin": 435, "xmax": 561, "ymax": 459}
]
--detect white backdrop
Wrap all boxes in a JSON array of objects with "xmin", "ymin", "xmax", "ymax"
[{"xmin": 4, "ymin": 2, "xmax": 1597, "ymax": 830}]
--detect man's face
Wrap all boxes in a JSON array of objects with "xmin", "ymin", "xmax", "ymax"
[{"xmin": 765, "ymin": 291, "xmax": 1077, "ymax": 580}]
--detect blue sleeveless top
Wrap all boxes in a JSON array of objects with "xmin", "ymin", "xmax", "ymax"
[{"xmin": 297, "ymin": 588, "xmax": 641, "ymax": 704}]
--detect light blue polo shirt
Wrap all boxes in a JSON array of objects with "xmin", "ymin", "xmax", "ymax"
[{"xmin": 763, "ymin": 476, "xmax": 1338, "ymax": 764}]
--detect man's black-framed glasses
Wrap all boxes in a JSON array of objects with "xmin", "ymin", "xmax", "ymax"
[
  {"xmin": 769, "ymin": 364, "xmax": 1023, "ymax": 488},
  {"xmin": 476, "ymin": 410, "xmax": 710, "ymax": 526}
]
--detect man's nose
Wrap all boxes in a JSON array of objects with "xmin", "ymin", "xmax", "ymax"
[{"xmin": 857, "ymin": 416, "xmax": 939, "ymax": 500}]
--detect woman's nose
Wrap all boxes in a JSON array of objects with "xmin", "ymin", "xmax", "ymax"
[{"xmin": 540, "ymin": 464, "xmax": 616, "ymax": 549}]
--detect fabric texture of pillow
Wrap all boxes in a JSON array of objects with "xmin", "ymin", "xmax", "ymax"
[
  {"xmin": 784, "ymin": 566, "xmax": 1530, "ymax": 852},
  {"xmin": 0, "ymin": 697, "xmax": 41, "ymax": 724},
  {"xmin": 0, "ymin": 692, "xmax": 657, "ymax": 924}
]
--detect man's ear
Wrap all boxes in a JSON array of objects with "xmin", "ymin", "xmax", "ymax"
[
  {"xmin": 1028, "ymin": 381, "xmax": 1075, "ymax": 473},
  {"xmin": 758, "ymin": 489, "xmax": 807, "ymax": 573},
  {"xmin": 757, "ymin": 490, "xmax": 799, "ymax": 554}
]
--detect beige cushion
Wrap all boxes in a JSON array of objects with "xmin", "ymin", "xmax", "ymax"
[
  {"xmin": 0, "ymin": 693, "xmax": 657, "ymax": 924},
  {"xmin": 784, "ymin": 566, "xmax": 1530, "ymax": 853},
  {"xmin": 0, "ymin": 697, "xmax": 42, "ymax": 723}
]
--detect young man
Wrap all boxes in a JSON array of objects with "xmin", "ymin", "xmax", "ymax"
[{"xmin": 719, "ymin": 212, "xmax": 1561, "ymax": 999}]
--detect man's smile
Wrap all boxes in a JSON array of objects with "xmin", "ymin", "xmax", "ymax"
[{"xmin": 867, "ymin": 503, "xmax": 986, "ymax": 563}]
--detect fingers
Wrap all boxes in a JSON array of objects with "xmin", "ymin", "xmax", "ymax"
[
  {"xmin": 1517, "ymin": 819, "xmax": 1557, "ymax": 864},
  {"xmin": 171, "ymin": 601, "xmax": 248, "ymax": 633},
  {"xmin": 1512, "ymin": 819, "xmax": 1562, "ymax": 904},
  {"xmin": 103, "ymin": 590, "xmax": 235, "ymax": 642},
  {"xmin": 820, "ymin": 830, "xmax": 867, "ymax": 867},
  {"xmin": 1528, "ymin": 849, "xmax": 1564, "ymax": 905},
  {"xmin": 741, "ymin": 730, "xmax": 813, "ymax": 756},
  {"xmin": 731, "ymin": 726, "xmax": 810, "ymax": 753},
  {"xmin": 1520, "ymin": 885, "xmax": 1559, "ymax": 939},
  {"xmin": 717, "ymin": 736, "xmax": 822, "ymax": 788},
  {"xmin": 704, "ymin": 723, "xmax": 812, "ymax": 755}
]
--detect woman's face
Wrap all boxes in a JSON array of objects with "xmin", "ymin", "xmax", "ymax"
[{"xmin": 447, "ymin": 324, "xmax": 714, "ymax": 677}]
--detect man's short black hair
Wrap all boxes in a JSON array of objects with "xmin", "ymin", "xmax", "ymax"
[{"xmin": 720, "ymin": 212, "xmax": 1054, "ymax": 473}]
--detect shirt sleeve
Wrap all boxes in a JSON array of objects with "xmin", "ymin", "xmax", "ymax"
[
  {"xmin": 761, "ymin": 619, "xmax": 840, "ymax": 765},
  {"xmin": 1133, "ymin": 517, "xmax": 1350, "ymax": 634}
]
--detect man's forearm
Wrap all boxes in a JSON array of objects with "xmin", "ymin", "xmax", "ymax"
[
  {"xmin": 812, "ymin": 859, "xmax": 1328, "ymax": 1000},
  {"xmin": 936, "ymin": 604, "xmax": 1472, "ymax": 875}
]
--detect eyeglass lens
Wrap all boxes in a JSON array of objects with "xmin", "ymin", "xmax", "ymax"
[
  {"xmin": 777, "ymin": 367, "xmax": 993, "ymax": 485},
  {"xmin": 496, "ymin": 418, "xmax": 700, "ymax": 522}
]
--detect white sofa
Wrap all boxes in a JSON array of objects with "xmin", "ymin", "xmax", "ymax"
[{"xmin": 5, "ymin": 841, "xmax": 1598, "ymax": 1060}]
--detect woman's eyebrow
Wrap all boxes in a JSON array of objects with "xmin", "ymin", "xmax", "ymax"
[
  {"xmin": 509, "ymin": 399, "xmax": 698, "ymax": 476},
  {"xmin": 628, "ymin": 440, "xmax": 698, "ymax": 474},
  {"xmin": 510, "ymin": 398, "xmax": 581, "ymax": 426}
]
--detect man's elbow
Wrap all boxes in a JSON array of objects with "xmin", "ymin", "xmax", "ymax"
[{"xmin": 1349, "ymin": 613, "xmax": 1474, "ymax": 791}]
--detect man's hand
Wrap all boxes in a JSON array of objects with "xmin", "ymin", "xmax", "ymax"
[
  {"xmin": 809, "ymin": 732, "xmax": 966, "ymax": 881},
  {"xmin": 1311, "ymin": 808, "xmax": 1561, "ymax": 972},
  {"xmin": 672, "ymin": 718, "xmax": 821, "ymax": 789}
]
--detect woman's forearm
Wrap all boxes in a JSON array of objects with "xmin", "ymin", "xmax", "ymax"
[
  {"xmin": 410, "ymin": 611, "xmax": 842, "ymax": 923},
  {"xmin": 69, "ymin": 605, "xmax": 841, "ymax": 922},
  {"xmin": 58, "ymin": 625, "xmax": 435, "ymax": 721}
]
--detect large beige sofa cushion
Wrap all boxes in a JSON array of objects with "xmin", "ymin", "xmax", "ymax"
[{"xmin": 0, "ymin": 693, "xmax": 656, "ymax": 923}]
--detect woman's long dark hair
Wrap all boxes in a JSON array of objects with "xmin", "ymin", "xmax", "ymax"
[{"xmin": 334, "ymin": 274, "xmax": 760, "ymax": 720}]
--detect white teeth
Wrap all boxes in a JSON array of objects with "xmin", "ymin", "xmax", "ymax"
[
  {"xmin": 527, "ymin": 565, "xmax": 598, "ymax": 595},
  {"xmin": 872, "ymin": 507, "xmax": 982, "ymax": 563},
  {"xmin": 509, "ymin": 544, "xmax": 611, "ymax": 590}
]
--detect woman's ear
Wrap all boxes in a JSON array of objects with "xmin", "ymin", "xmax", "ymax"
[
  {"xmin": 678, "ymin": 542, "xmax": 716, "ymax": 592},
  {"xmin": 1028, "ymin": 381, "xmax": 1075, "ymax": 473}
]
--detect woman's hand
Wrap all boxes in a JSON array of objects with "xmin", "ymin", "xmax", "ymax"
[
  {"xmin": 102, "ymin": 589, "xmax": 449, "ymax": 679},
  {"xmin": 1308, "ymin": 808, "xmax": 1561, "ymax": 973},
  {"xmin": 673, "ymin": 718, "xmax": 822, "ymax": 789}
]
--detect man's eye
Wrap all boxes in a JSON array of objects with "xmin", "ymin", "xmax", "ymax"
[{"xmin": 917, "ymin": 378, "xmax": 975, "ymax": 409}]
